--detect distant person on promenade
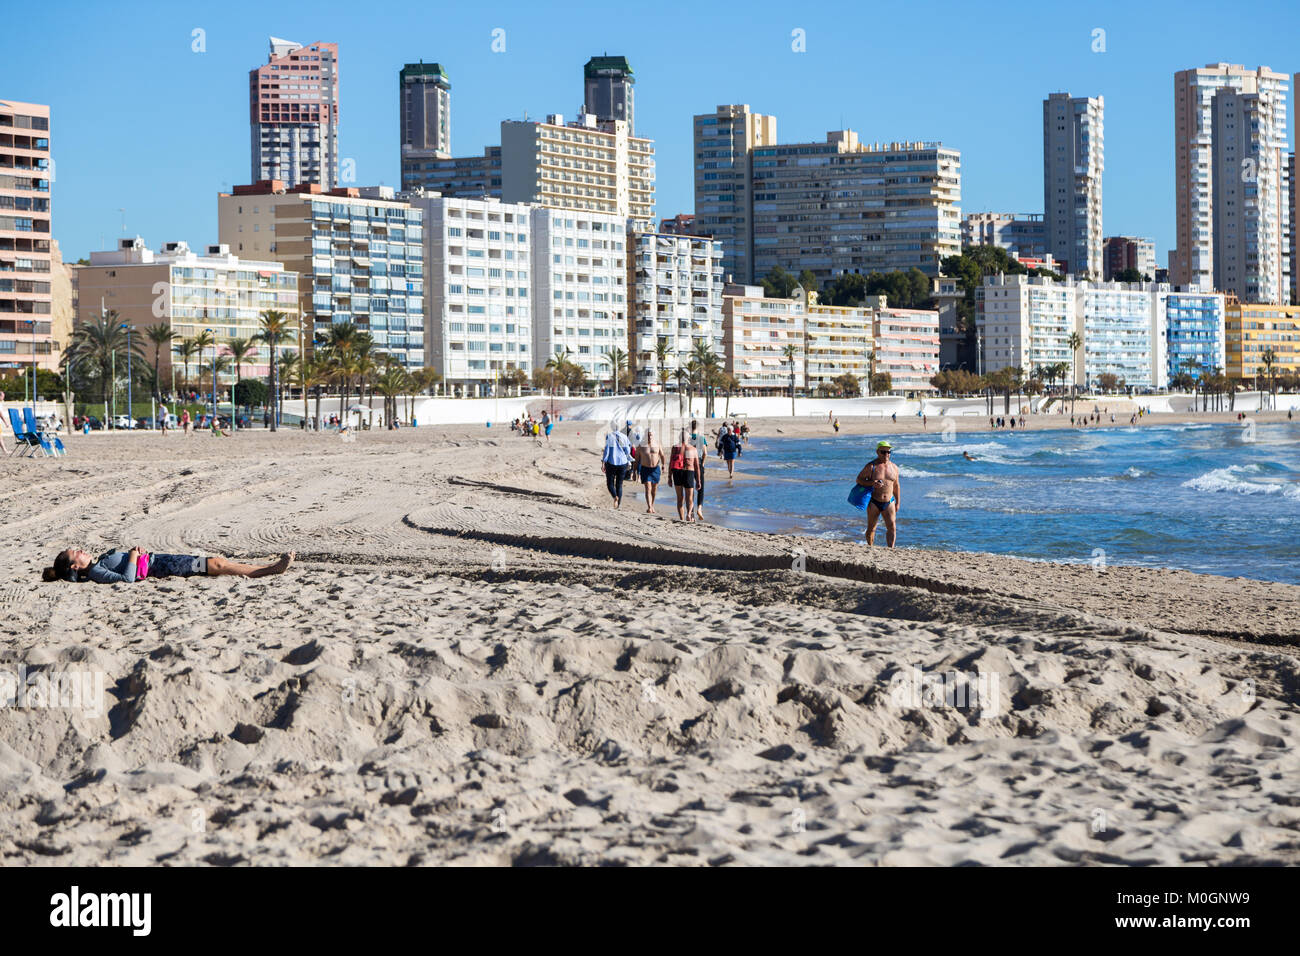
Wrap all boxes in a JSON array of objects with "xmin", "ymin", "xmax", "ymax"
[
  {"xmin": 667, "ymin": 428, "xmax": 701, "ymax": 522},
  {"xmin": 856, "ymin": 441, "xmax": 902, "ymax": 548},
  {"xmin": 718, "ymin": 425, "xmax": 742, "ymax": 478},
  {"xmin": 601, "ymin": 425, "xmax": 634, "ymax": 509},
  {"xmin": 688, "ymin": 419, "xmax": 710, "ymax": 520},
  {"xmin": 636, "ymin": 427, "xmax": 665, "ymax": 514},
  {"xmin": 43, "ymin": 547, "xmax": 294, "ymax": 584}
]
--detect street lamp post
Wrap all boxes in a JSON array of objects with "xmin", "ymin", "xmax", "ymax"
[
  {"xmin": 205, "ymin": 328, "xmax": 216, "ymax": 425},
  {"xmin": 120, "ymin": 322, "xmax": 132, "ymax": 428}
]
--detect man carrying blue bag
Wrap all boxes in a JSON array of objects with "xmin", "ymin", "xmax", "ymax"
[{"xmin": 848, "ymin": 441, "xmax": 902, "ymax": 548}]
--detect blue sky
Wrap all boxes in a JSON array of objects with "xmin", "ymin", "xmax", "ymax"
[{"xmin": 7, "ymin": 0, "xmax": 1299, "ymax": 266}]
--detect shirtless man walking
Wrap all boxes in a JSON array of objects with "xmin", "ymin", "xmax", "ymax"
[
  {"xmin": 636, "ymin": 428, "xmax": 665, "ymax": 513},
  {"xmin": 856, "ymin": 440, "xmax": 902, "ymax": 548}
]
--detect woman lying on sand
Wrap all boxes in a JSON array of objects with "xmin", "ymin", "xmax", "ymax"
[{"xmin": 42, "ymin": 548, "xmax": 294, "ymax": 584}]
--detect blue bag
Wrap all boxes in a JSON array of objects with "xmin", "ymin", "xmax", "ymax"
[{"xmin": 847, "ymin": 484, "xmax": 869, "ymax": 511}]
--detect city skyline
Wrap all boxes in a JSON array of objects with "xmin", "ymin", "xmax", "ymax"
[{"xmin": 6, "ymin": 0, "xmax": 1300, "ymax": 268}]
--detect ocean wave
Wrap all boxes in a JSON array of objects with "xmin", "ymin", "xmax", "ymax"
[
  {"xmin": 899, "ymin": 440, "xmax": 1009, "ymax": 459},
  {"xmin": 898, "ymin": 466, "xmax": 944, "ymax": 478},
  {"xmin": 1181, "ymin": 465, "xmax": 1288, "ymax": 496}
]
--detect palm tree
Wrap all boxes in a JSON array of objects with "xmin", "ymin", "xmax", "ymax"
[
  {"xmin": 690, "ymin": 341, "xmax": 720, "ymax": 417},
  {"xmin": 291, "ymin": 355, "xmax": 331, "ymax": 430},
  {"xmin": 256, "ymin": 310, "xmax": 294, "ymax": 431},
  {"xmin": 653, "ymin": 337, "xmax": 671, "ymax": 417},
  {"xmin": 64, "ymin": 310, "xmax": 142, "ymax": 412},
  {"xmin": 372, "ymin": 359, "xmax": 410, "ymax": 428},
  {"xmin": 720, "ymin": 372, "xmax": 739, "ymax": 418},
  {"xmin": 781, "ymin": 343, "xmax": 801, "ymax": 416},
  {"xmin": 601, "ymin": 346, "xmax": 628, "ymax": 395},
  {"xmin": 143, "ymin": 324, "xmax": 176, "ymax": 403},
  {"xmin": 543, "ymin": 347, "xmax": 574, "ymax": 415},
  {"xmin": 1181, "ymin": 357, "xmax": 1203, "ymax": 412},
  {"xmin": 684, "ymin": 358, "xmax": 701, "ymax": 417},
  {"xmin": 672, "ymin": 365, "xmax": 688, "ymax": 416},
  {"xmin": 224, "ymin": 337, "xmax": 257, "ymax": 415},
  {"xmin": 1261, "ymin": 347, "xmax": 1278, "ymax": 410},
  {"xmin": 176, "ymin": 338, "xmax": 199, "ymax": 398},
  {"xmin": 1066, "ymin": 331, "xmax": 1082, "ymax": 415}
]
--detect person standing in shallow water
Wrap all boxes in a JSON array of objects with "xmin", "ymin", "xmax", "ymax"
[{"xmin": 856, "ymin": 441, "xmax": 902, "ymax": 548}]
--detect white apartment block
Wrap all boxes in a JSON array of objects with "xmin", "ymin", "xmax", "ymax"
[
  {"xmin": 872, "ymin": 302, "xmax": 940, "ymax": 393},
  {"xmin": 628, "ymin": 232, "xmax": 724, "ymax": 388},
  {"xmin": 804, "ymin": 300, "xmax": 874, "ymax": 393},
  {"xmin": 979, "ymin": 274, "xmax": 1180, "ymax": 390},
  {"xmin": 721, "ymin": 283, "xmax": 805, "ymax": 393},
  {"xmin": 413, "ymin": 194, "xmax": 534, "ymax": 392},
  {"xmin": 502, "ymin": 116, "xmax": 655, "ymax": 231},
  {"xmin": 979, "ymin": 274, "xmax": 1078, "ymax": 379},
  {"xmin": 531, "ymin": 208, "xmax": 629, "ymax": 380}
]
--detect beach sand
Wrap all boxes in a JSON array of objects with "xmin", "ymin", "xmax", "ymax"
[{"xmin": 2, "ymin": 416, "xmax": 1298, "ymax": 865}]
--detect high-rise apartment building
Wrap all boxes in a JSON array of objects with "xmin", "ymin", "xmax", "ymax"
[
  {"xmin": 1103, "ymin": 236, "xmax": 1157, "ymax": 280},
  {"xmin": 961, "ymin": 213, "xmax": 1048, "ymax": 259},
  {"xmin": 721, "ymin": 283, "xmax": 805, "ymax": 393},
  {"xmin": 530, "ymin": 208, "xmax": 629, "ymax": 380},
  {"xmin": 249, "ymin": 38, "xmax": 339, "ymax": 189},
  {"xmin": 1225, "ymin": 301, "xmax": 1300, "ymax": 381},
  {"xmin": 501, "ymin": 116, "xmax": 655, "ymax": 229},
  {"xmin": 583, "ymin": 57, "xmax": 634, "ymax": 133},
  {"xmin": 692, "ymin": 105, "xmax": 778, "ymax": 284},
  {"xmin": 76, "ymin": 238, "xmax": 299, "ymax": 393},
  {"xmin": 751, "ymin": 132, "xmax": 961, "ymax": 285},
  {"xmin": 218, "ymin": 182, "xmax": 426, "ymax": 368},
  {"xmin": 1172, "ymin": 64, "xmax": 1290, "ymax": 303},
  {"xmin": 399, "ymin": 63, "xmax": 451, "ymax": 192},
  {"xmin": 627, "ymin": 231, "xmax": 724, "ymax": 389},
  {"xmin": 413, "ymin": 194, "xmax": 534, "ymax": 392},
  {"xmin": 0, "ymin": 99, "xmax": 56, "ymax": 373},
  {"xmin": 979, "ymin": 274, "xmax": 1079, "ymax": 382},
  {"xmin": 1043, "ymin": 93, "xmax": 1104, "ymax": 277}
]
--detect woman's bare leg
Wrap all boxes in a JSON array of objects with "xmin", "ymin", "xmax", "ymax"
[{"xmin": 206, "ymin": 552, "xmax": 295, "ymax": 578}]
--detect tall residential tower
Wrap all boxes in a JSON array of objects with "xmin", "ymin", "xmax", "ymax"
[
  {"xmin": 1043, "ymin": 92, "xmax": 1104, "ymax": 278},
  {"xmin": 692, "ymin": 104, "xmax": 777, "ymax": 284},
  {"xmin": 1172, "ymin": 63, "xmax": 1290, "ymax": 303},
  {"xmin": 399, "ymin": 62, "xmax": 451, "ymax": 192},
  {"xmin": 249, "ymin": 38, "xmax": 339, "ymax": 189},
  {"xmin": 583, "ymin": 56, "xmax": 634, "ymax": 132}
]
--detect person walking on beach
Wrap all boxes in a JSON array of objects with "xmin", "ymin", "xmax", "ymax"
[
  {"xmin": 689, "ymin": 419, "xmax": 710, "ymax": 520},
  {"xmin": 635, "ymin": 428, "xmax": 665, "ymax": 514},
  {"xmin": 667, "ymin": 429, "xmax": 701, "ymax": 522},
  {"xmin": 181, "ymin": 409, "xmax": 191, "ymax": 436},
  {"xmin": 44, "ymin": 547, "xmax": 294, "ymax": 584},
  {"xmin": 856, "ymin": 441, "xmax": 902, "ymax": 548},
  {"xmin": 718, "ymin": 425, "xmax": 742, "ymax": 478},
  {"xmin": 602, "ymin": 425, "xmax": 634, "ymax": 509}
]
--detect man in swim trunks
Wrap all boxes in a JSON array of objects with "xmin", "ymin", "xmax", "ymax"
[
  {"xmin": 636, "ymin": 428, "xmax": 665, "ymax": 514},
  {"xmin": 856, "ymin": 440, "xmax": 902, "ymax": 548}
]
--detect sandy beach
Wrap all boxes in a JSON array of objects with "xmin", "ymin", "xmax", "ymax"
[{"xmin": 2, "ymin": 414, "xmax": 1299, "ymax": 866}]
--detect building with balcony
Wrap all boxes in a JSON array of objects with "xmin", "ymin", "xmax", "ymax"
[
  {"xmin": 399, "ymin": 62, "xmax": 451, "ymax": 190},
  {"xmin": 627, "ymin": 231, "xmax": 724, "ymax": 389},
  {"xmin": 1173, "ymin": 64, "xmax": 1291, "ymax": 303},
  {"xmin": 0, "ymin": 99, "xmax": 56, "ymax": 373},
  {"xmin": 1103, "ymin": 235, "xmax": 1157, "ymax": 280},
  {"xmin": 1043, "ymin": 93, "xmax": 1104, "ymax": 277},
  {"xmin": 961, "ymin": 212, "xmax": 1048, "ymax": 260},
  {"xmin": 692, "ymin": 104, "xmax": 778, "ymax": 284},
  {"xmin": 218, "ymin": 181, "xmax": 425, "ymax": 368},
  {"xmin": 531, "ymin": 208, "xmax": 629, "ymax": 381},
  {"xmin": 721, "ymin": 283, "xmax": 805, "ymax": 393},
  {"xmin": 249, "ymin": 38, "xmax": 339, "ymax": 189},
  {"xmin": 978, "ymin": 273, "xmax": 1078, "ymax": 381},
  {"xmin": 1225, "ymin": 300, "xmax": 1300, "ymax": 382},
  {"xmin": 405, "ymin": 147, "xmax": 502, "ymax": 199},
  {"xmin": 872, "ymin": 301, "xmax": 940, "ymax": 393},
  {"xmin": 413, "ymin": 194, "xmax": 533, "ymax": 393},
  {"xmin": 804, "ymin": 297, "xmax": 874, "ymax": 394},
  {"xmin": 501, "ymin": 115, "xmax": 655, "ymax": 229},
  {"xmin": 76, "ymin": 237, "xmax": 299, "ymax": 393},
  {"xmin": 751, "ymin": 132, "xmax": 961, "ymax": 285},
  {"xmin": 1163, "ymin": 290, "xmax": 1225, "ymax": 382}
]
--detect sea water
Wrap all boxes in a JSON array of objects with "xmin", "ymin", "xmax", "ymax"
[{"xmin": 708, "ymin": 421, "xmax": 1300, "ymax": 584}]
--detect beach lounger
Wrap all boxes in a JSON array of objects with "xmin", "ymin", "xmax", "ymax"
[
  {"xmin": 7, "ymin": 408, "xmax": 44, "ymax": 457},
  {"xmin": 23, "ymin": 408, "xmax": 65, "ymax": 456}
]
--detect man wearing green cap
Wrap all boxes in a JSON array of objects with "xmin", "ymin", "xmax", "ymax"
[{"xmin": 855, "ymin": 441, "xmax": 902, "ymax": 547}]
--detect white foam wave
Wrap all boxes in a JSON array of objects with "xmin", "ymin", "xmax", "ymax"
[{"xmin": 1181, "ymin": 465, "xmax": 1285, "ymax": 496}]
